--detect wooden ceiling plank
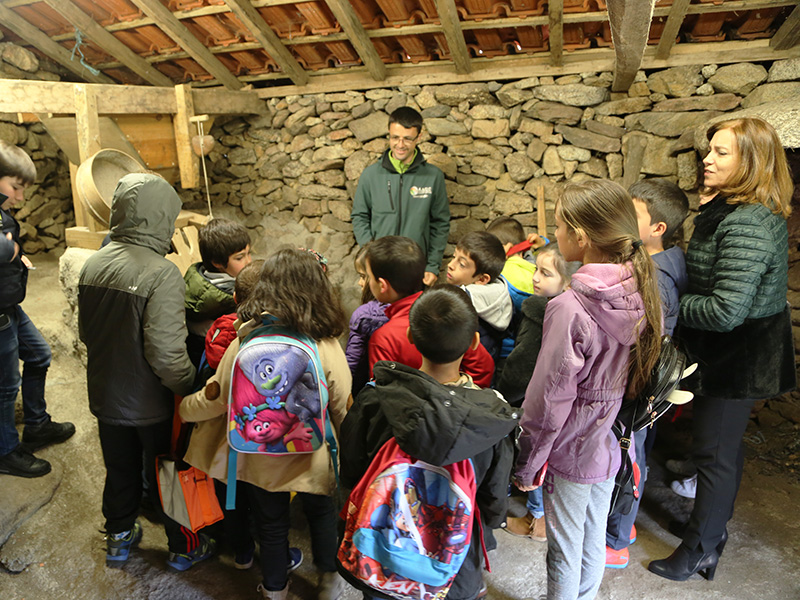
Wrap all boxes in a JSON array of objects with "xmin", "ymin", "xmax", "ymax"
[
  {"xmin": 0, "ymin": 80, "xmax": 264, "ymax": 116},
  {"xmin": 42, "ymin": 0, "xmax": 174, "ymax": 87},
  {"xmin": 0, "ymin": 3, "xmax": 113, "ymax": 84},
  {"xmin": 606, "ymin": 0, "xmax": 656, "ymax": 92},
  {"xmin": 127, "ymin": 0, "xmax": 243, "ymax": 89},
  {"xmin": 655, "ymin": 0, "xmax": 691, "ymax": 60},
  {"xmin": 222, "ymin": 0, "xmax": 309, "ymax": 86},
  {"xmin": 434, "ymin": 0, "xmax": 472, "ymax": 74},
  {"xmin": 324, "ymin": 0, "xmax": 386, "ymax": 81},
  {"xmin": 771, "ymin": 4, "xmax": 800, "ymax": 50},
  {"xmin": 549, "ymin": 0, "xmax": 564, "ymax": 67}
]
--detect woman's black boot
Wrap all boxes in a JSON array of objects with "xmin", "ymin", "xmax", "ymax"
[{"xmin": 648, "ymin": 544, "xmax": 719, "ymax": 582}]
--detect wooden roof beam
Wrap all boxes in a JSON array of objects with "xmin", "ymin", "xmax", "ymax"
[
  {"xmin": 42, "ymin": 0, "xmax": 173, "ymax": 87},
  {"xmin": 549, "ymin": 0, "xmax": 563, "ymax": 67},
  {"xmin": 434, "ymin": 0, "xmax": 472, "ymax": 74},
  {"xmin": 128, "ymin": 0, "xmax": 243, "ymax": 90},
  {"xmin": 0, "ymin": 80, "xmax": 264, "ymax": 115},
  {"xmin": 223, "ymin": 0, "xmax": 309, "ymax": 86},
  {"xmin": 606, "ymin": 0, "xmax": 656, "ymax": 92},
  {"xmin": 324, "ymin": 0, "xmax": 386, "ymax": 81},
  {"xmin": 655, "ymin": 0, "xmax": 691, "ymax": 60},
  {"xmin": 0, "ymin": 3, "xmax": 113, "ymax": 84},
  {"xmin": 771, "ymin": 4, "xmax": 800, "ymax": 51}
]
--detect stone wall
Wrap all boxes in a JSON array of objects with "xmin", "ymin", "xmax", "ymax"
[{"xmin": 0, "ymin": 116, "xmax": 73, "ymax": 253}]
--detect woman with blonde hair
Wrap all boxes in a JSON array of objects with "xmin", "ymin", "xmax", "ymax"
[{"xmin": 648, "ymin": 117, "xmax": 795, "ymax": 581}]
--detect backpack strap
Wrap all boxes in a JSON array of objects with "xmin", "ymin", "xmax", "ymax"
[{"xmin": 226, "ymin": 448, "xmax": 238, "ymax": 510}]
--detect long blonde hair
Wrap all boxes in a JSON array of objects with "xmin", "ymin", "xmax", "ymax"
[
  {"xmin": 703, "ymin": 117, "xmax": 793, "ymax": 219},
  {"xmin": 558, "ymin": 180, "xmax": 662, "ymax": 398}
]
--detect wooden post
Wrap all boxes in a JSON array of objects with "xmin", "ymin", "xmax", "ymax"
[
  {"xmin": 73, "ymin": 85, "xmax": 102, "ymax": 232},
  {"xmin": 173, "ymin": 84, "xmax": 199, "ymax": 189}
]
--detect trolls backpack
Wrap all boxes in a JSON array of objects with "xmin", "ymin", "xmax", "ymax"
[
  {"xmin": 609, "ymin": 335, "xmax": 695, "ymax": 517},
  {"xmin": 225, "ymin": 315, "xmax": 337, "ymax": 509},
  {"xmin": 337, "ymin": 438, "xmax": 486, "ymax": 600}
]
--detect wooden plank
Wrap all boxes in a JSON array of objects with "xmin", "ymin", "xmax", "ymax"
[
  {"xmin": 128, "ymin": 0, "xmax": 243, "ymax": 90},
  {"xmin": 252, "ymin": 39, "xmax": 800, "ymax": 97},
  {"xmin": 537, "ymin": 184, "xmax": 546, "ymax": 238},
  {"xmin": 771, "ymin": 5, "xmax": 800, "ymax": 51},
  {"xmin": 222, "ymin": 0, "xmax": 309, "ymax": 86},
  {"xmin": 0, "ymin": 3, "xmax": 113, "ymax": 84},
  {"xmin": 175, "ymin": 210, "xmax": 211, "ymax": 228},
  {"xmin": 41, "ymin": 0, "xmax": 173, "ymax": 87},
  {"xmin": 39, "ymin": 115, "xmax": 144, "ymax": 165},
  {"xmin": 166, "ymin": 225, "xmax": 201, "ymax": 276},
  {"xmin": 655, "ymin": 0, "xmax": 691, "ymax": 60},
  {"xmin": 434, "ymin": 0, "xmax": 472, "ymax": 74},
  {"xmin": 114, "ymin": 115, "xmax": 179, "ymax": 171},
  {"xmin": 324, "ymin": 0, "xmax": 386, "ymax": 81},
  {"xmin": 607, "ymin": 0, "xmax": 655, "ymax": 92},
  {"xmin": 68, "ymin": 162, "xmax": 88, "ymax": 229},
  {"xmin": 74, "ymin": 84, "xmax": 101, "ymax": 162},
  {"xmin": 173, "ymin": 84, "xmax": 199, "ymax": 189},
  {"xmin": 0, "ymin": 80, "xmax": 264, "ymax": 116},
  {"xmin": 65, "ymin": 226, "xmax": 107, "ymax": 250},
  {"xmin": 549, "ymin": 0, "xmax": 563, "ymax": 67}
]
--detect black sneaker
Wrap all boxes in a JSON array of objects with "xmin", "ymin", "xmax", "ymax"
[
  {"xmin": 0, "ymin": 446, "xmax": 51, "ymax": 478},
  {"xmin": 22, "ymin": 420, "xmax": 76, "ymax": 452}
]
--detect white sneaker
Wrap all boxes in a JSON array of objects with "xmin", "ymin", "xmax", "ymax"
[
  {"xmin": 257, "ymin": 583, "xmax": 288, "ymax": 600},
  {"xmin": 670, "ymin": 474, "xmax": 697, "ymax": 498}
]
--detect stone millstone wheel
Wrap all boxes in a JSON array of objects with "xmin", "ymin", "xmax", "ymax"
[{"xmin": 75, "ymin": 149, "xmax": 145, "ymax": 226}]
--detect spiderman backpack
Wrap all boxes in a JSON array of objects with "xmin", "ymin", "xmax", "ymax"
[
  {"xmin": 225, "ymin": 315, "xmax": 337, "ymax": 509},
  {"xmin": 336, "ymin": 438, "xmax": 486, "ymax": 600}
]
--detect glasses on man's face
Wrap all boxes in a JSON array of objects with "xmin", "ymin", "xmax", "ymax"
[{"xmin": 389, "ymin": 135, "xmax": 418, "ymax": 144}]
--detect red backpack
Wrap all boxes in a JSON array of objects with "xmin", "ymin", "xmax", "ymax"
[{"xmin": 337, "ymin": 437, "xmax": 486, "ymax": 599}]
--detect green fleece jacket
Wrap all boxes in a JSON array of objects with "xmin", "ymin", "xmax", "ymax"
[{"xmin": 351, "ymin": 149, "xmax": 450, "ymax": 274}]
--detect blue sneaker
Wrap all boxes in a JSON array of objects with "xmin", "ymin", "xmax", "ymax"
[
  {"xmin": 288, "ymin": 547, "xmax": 303, "ymax": 573},
  {"xmin": 167, "ymin": 534, "xmax": 217, "ymax": 572},
  {"xmin": 105, "ymin": 521, "xmax": 142, "ymax": 567}
]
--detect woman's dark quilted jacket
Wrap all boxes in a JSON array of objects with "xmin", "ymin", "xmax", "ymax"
[{"xmin": 677, "ymin": 197, "xmax": 796, "ymax": 399}]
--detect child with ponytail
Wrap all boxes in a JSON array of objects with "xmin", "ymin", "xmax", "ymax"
[{"xmin": 513, "ymin": 180, "xmax": 662, "ymax": 600}]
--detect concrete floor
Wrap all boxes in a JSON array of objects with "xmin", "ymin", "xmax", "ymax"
[{"xmin": 1, "ymin": 250, "xmax": 799, "ymax": 600}]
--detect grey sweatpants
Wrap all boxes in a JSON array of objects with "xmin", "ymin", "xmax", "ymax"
[{"xmin": 543, "ymin": 471, "xmax": 615, "ymax": 600}]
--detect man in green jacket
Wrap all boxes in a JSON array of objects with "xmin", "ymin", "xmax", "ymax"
[{"xmin": 351, "ymin": 107, "xmax": 450, "ymax": 286}]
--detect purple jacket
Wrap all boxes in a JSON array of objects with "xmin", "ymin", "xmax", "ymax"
[
  {"xmin": 346, "ymin": 299, "xmax": 389, "ymax": 393},
  {"xmin": 515, "ymin": 262, "xmax": 645, "ymax": 485}
]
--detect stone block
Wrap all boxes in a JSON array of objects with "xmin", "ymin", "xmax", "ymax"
[
  {"xmin": 425, "ymin": 118, "xmax": 468, "ymax": 137},
  {"xmin": 708, "ymin": 63, "xmax": 768, "ymax": 95},
  {"xmin": 525, "ymin": 101, "xmax": 583, "ymax": 125},
  {"xmin": 505, "ymin": 152, "xmax": 537, "ymax": 182},
  {"xmin": 472, "ymin": 119, "xmax": 510, "ymax": 138},
  {"xmin": 471, "ymin": 156, "xmax": 504, "ymax": 179},
  {"xmin": 533, "ymin": 84, "xmax": 609, "ymax": 106},
  {"xmin": 348, "ymin": 111, "xmax": 389, "ymax": 142},
  {"xmin": 554, "ymin": 124, "xmax": 621, "ymax": 153}
]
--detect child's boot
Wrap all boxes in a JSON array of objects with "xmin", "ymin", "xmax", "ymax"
[
  {"xmin": 318, "ymin": 571, "xmax": 346, "ymax": 600},
  {"xmin": 257, "ymin": 583, "xmax": 288, "ymax": 600}
]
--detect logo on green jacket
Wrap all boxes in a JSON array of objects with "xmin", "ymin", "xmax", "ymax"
[{"xmin": 410, "ymin": 186, "xmax": 432, "ymax": 198}]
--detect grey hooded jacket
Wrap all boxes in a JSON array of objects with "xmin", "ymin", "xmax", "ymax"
[{"xmin": 78, "ymin": 174, "xmax": 195, "ymax": 426}]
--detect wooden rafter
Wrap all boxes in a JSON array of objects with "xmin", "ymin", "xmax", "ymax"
[
  {"xmin": 607, "ymin": 0, "xmax": 656, "ymax": 92},
  {"xmin": 434, "ymin": 0, "xmax": 472, "ymax": 74},
  {"xmin": 324, "ymin": 0, "xmax": 386, "ymax": 81},
  {"xmin": 41, "ymin": 0, "xmax": 173, "ymax": 87},
  {"xmin": 0, "ymin": 80, "xmax": 264, "ymax": 115},
  {"xmin": 0, "ymin": 3, "xmax": 113, "ymax": 84},
  {"xmin": 655, "ymin": 0, "xmax": 691, "ymax": 60},
  {"xmin": 549, "ymin": 0, "xmax": 564, "ymax": 67},
  {"xmin": 771, "ymin": 4, "xmax": 800, "ymax": 50},
  {"xmin": 127, "ymin": 0, "xmax": 243, "ymax": 90},
  {"xmin": 222, "ymin": 0, "xmax": 309, "ymax": 86}
]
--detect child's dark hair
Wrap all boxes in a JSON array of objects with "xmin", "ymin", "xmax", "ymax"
[
  {"xmin": 234, "ymin": 259, "xmax": 264, "ymax": 305},
  {"xmin": 558, "ymin": 180, "xmax": 662, "ymax": 399},
  {"xmin": 456, "ymin": 231, "xmax": 506, "ymax": 282},
  {"xmin": 486, "ymin": 215, "xmax": 526, "ymax": 247},
  {"xmin": 410, "ymin": 285, "xmax": 478, "ymax": 364},
  {"xmin": 0, "ymin": 141, "xmax": 36, "ymax": 184},
  {"xmin": 199, "ymin": 218, "xmax": 251, "ymax": 272},
  {"xmin": 389, "ymin": 107, "xmax": 423, "ymax": 134},
  {"xmin": 537, "ymin": 243, "xmax": 579, "ymax": 287},
  {"xmin": 237, "ymin": 248, "xmax": 345, "ymax": 339},
  {"xmin": 355, "ymin": 244, "xmax": 376, "ymax": 304},
  {"xmin": 366, "ymin": 236, "xmax": 425, "ymax": 298},
  {"xmin": 629, "ymin": 178, "xmax": 690, "ymax": 248}
]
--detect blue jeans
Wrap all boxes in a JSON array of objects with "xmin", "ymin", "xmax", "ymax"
[
  {"xmin": 0, "ymin": 306, "xmax": 51, "ymax": 456},
  {"xmin": 527, "ymin": 486, "xmax": 544, "ymax": 519}
]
